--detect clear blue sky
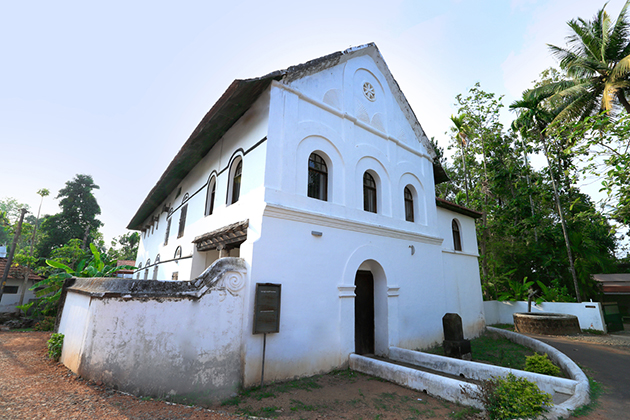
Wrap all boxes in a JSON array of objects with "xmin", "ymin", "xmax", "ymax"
[{"xmin": 1, "ymin": 0, "xmax": 625, "ymax": 245}]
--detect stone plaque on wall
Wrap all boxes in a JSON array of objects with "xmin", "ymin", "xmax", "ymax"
[{"xmin": 253, "ymin": 283, "xmax": 281, "ymax": 334}]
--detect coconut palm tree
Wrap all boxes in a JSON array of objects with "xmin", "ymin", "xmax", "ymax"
[
  {"xmin": 543, "ymin": 1, "xmax": 630, "ymax": 123},
  {"xmin": 510, "ymin": 89, "xmax": 582, "ymax": 303}
]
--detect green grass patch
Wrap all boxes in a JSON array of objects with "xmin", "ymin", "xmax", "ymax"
[
  {"xmin": 581, "ymin": 328, "xmax": 605, "ymax": 335},
  {"xmin": 569, "ymin": 376, "xmax": 603, "ymax": 417},
  {"xmin": 421, "ymin": 330, "xmax": 565, "ymax": 374},
  {"xmin": 449, "ymin": 406, "xmax": 482, "ymax": 419},
  {"xmin": 471, "ymin": 332, "xmax": 535, "ymax": 370},
  {"xmin": 488, "ymin": 323, "xmax": 515, "ymax": 331},
  {"xmin": 238, "ymin": 405, "xmax": 282, "ymax": 418},
  {"xmin": 289, "ymin": 399, "xmax": 317, "ymax": 412}
]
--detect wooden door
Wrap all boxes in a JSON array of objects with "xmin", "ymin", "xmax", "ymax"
[{"xmin": 354, "ymin": 270, "xmax": 374, "ymax": 355}]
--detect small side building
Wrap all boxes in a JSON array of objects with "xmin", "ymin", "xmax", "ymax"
[{"xmin": 0, "ymin": 257, "xmax": 42, "ymax": 313}]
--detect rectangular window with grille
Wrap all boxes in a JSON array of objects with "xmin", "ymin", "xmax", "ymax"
[
  {"xmin": 164, "ymin": 218, "xmax": 171, "ymax": 245},
  {"xmin": 178, "ymin": 204, "xmax": 187, "ymax": 238},
  {"xmin": 3, "ymin": 286, "xmax": 18, "ymax": 294}
]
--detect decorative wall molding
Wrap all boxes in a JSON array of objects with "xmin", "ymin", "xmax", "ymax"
[
  {"xmin": 441, "ymin": 249, "xmax": 480, "ymax": 258},
  {"xmin": 271, "ymin": 81, "xmax": 433, "ymax": 163},
  {"xmin": 264, "ymin": 203, "xmax": 443, "ymax": 245},
  {"xmin": 338, "ymin": 285, "xmax": 356, "ymax": 298}
]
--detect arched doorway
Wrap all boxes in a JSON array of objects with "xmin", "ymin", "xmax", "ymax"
[{"xmin": 354, "ymin": 270, "xmax": 374, "ymax": 355}]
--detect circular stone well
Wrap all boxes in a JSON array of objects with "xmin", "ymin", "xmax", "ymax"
[{"xmin": 513, "ymin": 312, "xmax": 581, "ymax": 335}]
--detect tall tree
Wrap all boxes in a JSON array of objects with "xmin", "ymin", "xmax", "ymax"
[
  {"xmin": 511, "ymin": 89, "xmax": 582, "ymax": 302},
  {"xmin": 37, "ymin": 175, "xmax": 102, "ymax": 259},
  {"xmin": 108, "ymin": 232, "xmax": 140, "ymax": 261},
  {"xmin": 542, "ymin": 1, "xmax": 630, "ymax": 123},
  {"xmin": 453, "ymin": 83, "xmax": 505, "ymax": 283}
]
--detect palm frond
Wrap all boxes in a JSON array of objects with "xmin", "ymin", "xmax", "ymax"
[{"xmin": 607, "ymin": 0, "xmax": 630, "ymax": 58}]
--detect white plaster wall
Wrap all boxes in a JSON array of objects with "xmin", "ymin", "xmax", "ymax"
[
  {"xmin": 264, "ymin": 55, "xmax": 439, "ymax": 241},
  {"xmin": 0, "ymin": 279, "xmax": 37, "ymax": 312},
  {"xmin": 58, "ymin": 291, "xmax": 92, "ymax": 373},
  {"xmin": 435, "ymin": 207, "xmax": 479, "ymax": 255},
  {"xmin": 239, "ymin": 208, "xmax": 485, "ymax": 387},
  {"xmin": 483, "ymin": 300, "xmax": 607, "ymax": 332},
  {"xmin": 59, "ymin": 285, "xmax": 246, "ymax": 402},
  {"xmin": 234, "ymin": 52, "xmax": 485, "ymax": 386},
  {"xmin": 135, "ymin": 90, "xmax": 270, "ymax": 281}
]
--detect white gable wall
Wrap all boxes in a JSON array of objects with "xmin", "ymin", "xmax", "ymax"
[{"xmin": 238, "ymin": 52, "xmax": 484, "ymax": 386}]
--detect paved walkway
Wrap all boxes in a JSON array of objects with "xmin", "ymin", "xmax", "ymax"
[{"xmin": 525, "ymin": 330, "xmax": 630, "ymax": 419}]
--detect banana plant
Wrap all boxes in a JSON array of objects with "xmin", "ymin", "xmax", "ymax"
[{"xmin": 18, "ymin": 243, "xmax": 135, "ymax": 317}]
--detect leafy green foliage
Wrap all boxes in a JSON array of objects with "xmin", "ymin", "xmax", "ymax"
[
  {"xmin": 33, "ymin": 316, "xmax": 56, "ymax": 331},
  {"xmin": 525, "ymin": 353, "xmax": 561, "ymax": 377},
  {"xmin": 497, "ymin": 276, "xmax": 533, "ymax": 302},
  {"xmin": 36, "ymin": 174, "xmax": 103, "ymax": 260},
  {"xmin": 108, "ymin": 232, "xmax": 140, "ymax": 261},
  {"xmin": 474, "ymin": 373, "xmax": 552, "ymax": 420},
  {"xmin": 439, "ymin": 80, "xmax": 618, "ymax": 303},
  {"xmin": 18, "ymin": 242, "xmax": 135, "ymax": 317},
  {"xmin": 47, "ymin": 333, "xmax": 64, "ymax": 361}
]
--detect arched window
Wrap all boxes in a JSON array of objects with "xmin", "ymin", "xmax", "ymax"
[
  {"xmin": 174, "ymin": 246, "xmax": 182, "ymax": 259},
  {"xmin": 228, "ymin": 158, "xmax": 243, "ymax": 205},
  {"xmin": 363, "ymin": 172, "xmax": 377, "ymax": 213},
  {"xmin": 404, "ymin": 187, "xmax": 414, "ymax": 222},
  {"xmin": 452, "ymin": 219, "xmax": 462, "ymax": 251},
  {"xmin": 205, "ymin": 176, "xmax": 217, "ymax": 216},
  {"xmin": 308, "ymin": 153, "xmax": 328, "ymax": 201}
]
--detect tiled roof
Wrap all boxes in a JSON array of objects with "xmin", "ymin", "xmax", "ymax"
[
  {"xmin": 0, "ymin": 258, "xmax": 44, "ymax": 282},
  {"xmin": 593, "ymin": 273, "xmax": 630, "ymax": 294}
]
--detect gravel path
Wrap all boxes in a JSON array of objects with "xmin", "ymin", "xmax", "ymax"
[{"xmin": 0, "ymin": 331, "xmax": 241, "ymax": 420}]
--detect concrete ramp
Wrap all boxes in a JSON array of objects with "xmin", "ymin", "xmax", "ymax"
[{"xmin": 349, "ymin": 354, "xmax": 483, "ymax": 409}]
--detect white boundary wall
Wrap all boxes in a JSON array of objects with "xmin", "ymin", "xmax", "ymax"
[{"xmin": 483, "ymin": 300, "xmax": 606, "ymax": 332}]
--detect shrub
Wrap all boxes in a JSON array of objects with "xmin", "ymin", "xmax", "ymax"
[
  {"xmin": 474, "ymin": 373, "xmax": 552, "ymax": 420},
  {"xmin": 33, "ymin": 316, "xmax": 56, "ymax": 331},
  {"xmin": 47, "ymin": 333, "xmax": 64, "ymax": 361},
  {"xmin": 525, "ymin": 353, "xmax": 561, "ymax": 376}
]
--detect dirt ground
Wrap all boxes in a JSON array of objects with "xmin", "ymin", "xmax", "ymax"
[
  {"xmin": 2, "ymin": 329, "xmax": 628, "ymax": 420},
  {"xmin": 0, "ymin": 331, "xmax": 480, "ymax": 420}
]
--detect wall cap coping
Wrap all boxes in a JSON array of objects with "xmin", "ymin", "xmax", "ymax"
[{"xmin": 66, "ymin": 258, "xmax": 246, "ymax": 300}]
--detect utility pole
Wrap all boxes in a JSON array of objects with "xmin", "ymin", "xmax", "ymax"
[
  {"xmin": 0, "ymin": 208, "xmax": 28, "ymax": 302},
  {"xmin": 18, "ymin": 189, "xmax": 49, "ymax": 309}
]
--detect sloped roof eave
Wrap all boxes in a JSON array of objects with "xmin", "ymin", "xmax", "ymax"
[
  {"xmin": 435, "ymin": 197, "xmax": 482, "ymax": 219},
  {"xmin": 128, "ymin": 44, "xmax": 449, "ymax": 230},
  {"xmin": 127, "ymin": 74, "xmax": 282, "ymax": 230}
]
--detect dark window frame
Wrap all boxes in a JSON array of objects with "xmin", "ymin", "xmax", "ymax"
[
  {"xmin": 229, "ymin": 159, "xmax": 243, "ymax": 205},
  {"xmin": 177, "ymin": 204, "xmax": 188, "ymax": 238},
  {"xmin": 404, "ymin": 186, "xmax": 414, "ymax": 222},
  {"xmin": 205, "ymin": 176, "xmax": 217, "ymax": 216},
  {"xmin": 164, "ymin": 218, "xmax": 171, "ymax": 246},
  {"xmin": 308, "ymin": 152, "xmax": 328, "ymax": 201},
  {"xmin": 363, "ymin": 172, "xmax": 377, "ymax": 213},
  {"xmin": 3, "ymin": 285, "xmax": 19, "ymax": 294},
  {"xmin": 452, "ymin": 219, "xmax": 462, "ymax": 251}
]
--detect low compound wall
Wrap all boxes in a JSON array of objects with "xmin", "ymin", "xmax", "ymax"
[
  {"xmin": 484, "ymin": 300, "xmax": 606, "ymax": 332},
  {"xmin": 351, "ymin": 327, "xmax": 590, "ymax": 420},
  {"xmin": 57, "ymin": 258, "xmax": 247, "ymax": 403}
]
